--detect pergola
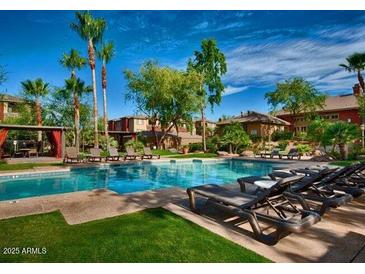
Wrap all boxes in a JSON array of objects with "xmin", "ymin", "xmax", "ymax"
[{"xmin": 0, "ymin": 124, "xmax": 70, "ymax": 159}]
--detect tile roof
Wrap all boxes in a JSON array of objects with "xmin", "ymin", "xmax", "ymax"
[
  {"xmin": 217, "ymin": 110, "xmax": 290, "ymax": 126},
  {"xmin": 276, "ymin": 94, "xmax": 359, "ymax": 116},
  {"xmin": 0, "ymin": 93, "xmax": 24, "ymax": 103}
]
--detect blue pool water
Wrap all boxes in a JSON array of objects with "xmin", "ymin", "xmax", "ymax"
[{"xmin": 0, "ymin": 159, "xmax": 280, "ymax": 201}]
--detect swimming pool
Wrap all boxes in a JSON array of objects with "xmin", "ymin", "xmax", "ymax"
[{"xmin": 0, "ymin": 159, "xmax": 281, "ymax": 201}]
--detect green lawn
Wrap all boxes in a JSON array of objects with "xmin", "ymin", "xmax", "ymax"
[
  {"xmin": 329, "ymin": 160, "xmax": 364, "ymax": 166},
  {"xmin": 0, "ymin": 162, "xmax": 64, "ymax": 171},
  {"xmin": 152, "ymin": 149, "xmax": 179, "ymax": 156},
  {"xmin": 0, "ymin": 208, "xmax": 269, "ymax": 263},
  {"xmin": 169, "ymin": 153, "xmax": 218, "ymax": 159}
]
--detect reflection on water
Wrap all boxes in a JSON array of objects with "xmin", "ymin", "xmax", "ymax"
[{"xmin": 0, "ymin": 160, "xmax": 278, "ymax": 201}]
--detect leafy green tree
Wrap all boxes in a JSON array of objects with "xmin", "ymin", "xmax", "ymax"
[
  {"xmin": 21, "ymin": 78, "xmax": 50, "ymax": 142},
  {"xmin": 124, "ymin": 62, "xmax": 202, "ymax": 148},
  {"xmin": 220, "ymin": 122, "xmax": 250, "ymax": 154},
  {"xmin": 307, "ymin": 118, "xmax": 330, "ymax": 151},
  {"xmin": 44, "ymin": 86, "xmax": 93, "ymax": 149},
  {"xmin": 323, "ymin": 121, "xmax": 360, "ymax": 160},
  {"xmin": 60, "ymin": 78, "xmax": 92, "ymax": 151},
  {"xmin": 265, "ymin": 77, "xmax": 326, "ymax": 117},
  {"xmin": 71, "ymin": 11, "xmax": 106, "ymax": 148},
  {"xmin": 97, "ymin": 41, "xmax": 115, "ymax": 150},
  {"xmin": 340, "ymin": 52, "xmax": 365, "ymax": 92},
  {"xmin": 60, "ymin": 49, "xmax": 87, "ymax": 153},
  {"xmin": 188, "ymin": 39, "xmax": 227, "ymax": 151}
]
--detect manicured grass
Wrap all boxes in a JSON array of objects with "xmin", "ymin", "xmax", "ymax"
[
  {"xmin": 0, "ymin": 162, "xmax": 64, "ymax": 171},
  {"xmin": 152, "ymin": 149, "xmax": 179, "ymax": 156},
  {"xmin": 0, "ymin": 208, "xmax": 269, "ymax": 263},
  {"xmin": 330, "ymin": 160, "xmax": 363, "ymax": 167},
  {"xmin": 169, "ymin": 153, "xmax": 218, "ymax": 159}
]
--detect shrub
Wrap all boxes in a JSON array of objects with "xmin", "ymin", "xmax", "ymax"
[
  {"xmin": 189, "ymin": 143, "xmax": 203, "ymax": 152},
  {"xmin": 271, "ymin": 130, "xmax": 293, "ymax": 141},
  {"xmin": 206, "ymin": 135, "xmax": 221, "ymax": 153},
  {"xmin": 296, "ymin": 144, "xmax": 312, "ymax": 155},
  {"xmin": 124, "ymin": 139, "xmax": 144, "ymax": 153},
  {"xmin": 277, "ymin": 140, "xmax": 289, "ymax": 150},
  {"xmin": 99, "ymin": 135, "xmax": 119, "ymax": 151}
]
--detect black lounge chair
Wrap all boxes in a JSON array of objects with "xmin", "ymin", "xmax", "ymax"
[
  {"xmin": 296, "ymin": 164, "xmax": 365, "ymax": 198},
  {"xmin": 186, "ymin": 175, "xmax": 320, "ymax": 246},
  {"xmin": 265, "ymin": 168, "xmax": 353, "ymax": 215},
  {"xmin": 106, "ymin": 147, "xmax": 120, "ymax": 161},
  {"xmin": 279, "ymin": 148, "xmax": 301, "ymax": 160},
  {"xmin": 142, "ymin": 147, "xmax": 160, "ymax": 159}
]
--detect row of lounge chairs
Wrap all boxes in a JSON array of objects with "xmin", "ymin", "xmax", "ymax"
[
  {"xmin": 186, "ymin": 163, "xmax": 364, "ymax": 245},
  {"xmin": 259, "ymin": 146, "xmax": 301, "ymax": 160},
  {"xmin": 64, "ymin": 147, "xmax": 160, "ymax": 163}
]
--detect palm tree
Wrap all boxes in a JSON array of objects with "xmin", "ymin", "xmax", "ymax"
[
  {"xmin": 21, "ymin": 78, "xmax": 50, "ymax": 143},
  {"xmin": 324, "ymin": 121, "xmax": 360, "ymax": 160},
  {"xmin": 97, "ymin": 42, "xmax": 115, "ymax": 150},
  {"xmin": 340, "ymin": 53, "xmax": 365, "ymax": 147},
  {"xmin": 60, "ymin": 49, "xmax": 87, "ymax": 153},
  {"xmin": 340, "ymin": 53, "xmax": 365, "ymax": 92},
  {"xmin": 71, "ymin": 11, "xmax": 106, "ymax": 148},
  {"xmin": 61, "ymin": 77, "xmax": 92, "ymax": 151}
]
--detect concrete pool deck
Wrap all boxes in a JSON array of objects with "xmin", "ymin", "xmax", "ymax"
[{"xmin": 0, "ymin": 158, "xmax": 363, "ymax": 262}]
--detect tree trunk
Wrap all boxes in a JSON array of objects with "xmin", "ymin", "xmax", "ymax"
[
  {"xmin": 35, "ymin": 99, "xmax": 42, "ymax": 143},
  {"xmin": 358, "ymin": 70, "xmax": 365, "ymax": 93},
  {"xmin": 229, "ymin": 143, "xmax": 232, "ymax": 154},
  {"xmin": 74, "ymin": 93, "xmax": 80, "ymax": 154},
  {"xmin": 339, "ymin": 143, "xmax": 348, "ymax": 160},
  {"xmin": 151, "ymin": 123, "xmax": 159, "ymax": 148},
  {"xmin": 201, "ymin": 109, "xmax": 206, "ymax": 152},
  {"xmin": 88, "ymin": 39, "xmax": 99, "ymax": 148},
  {"xmin": 102, "ymin": 64, "xmax": 109, "ymax": 150},
  {"xmin": 157, "ymin": 124, "xmax": 174, "ymax": 149}
]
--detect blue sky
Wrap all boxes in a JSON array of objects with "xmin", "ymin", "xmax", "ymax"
[{"xmin": 0, "ymin": 10, "xmax": 365, "ymax": 121}]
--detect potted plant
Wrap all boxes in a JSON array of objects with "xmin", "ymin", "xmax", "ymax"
[{"xmin": 182, "ymin": 145, "xmax": 189, "ymax": 154}]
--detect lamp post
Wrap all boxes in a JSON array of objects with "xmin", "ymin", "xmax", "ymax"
[{"xmin": 361, "ymin": 124, "xmax": 365, "ymax": 148}]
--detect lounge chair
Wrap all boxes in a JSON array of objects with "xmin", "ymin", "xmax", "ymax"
[
  {"xmin": 124, "ymin": 147, "xmax": 140, "ymax": 161},
  {"xmin": 28, "ymin": 148, "xmax": 38, "ymax": 158},
  {"xmin": 259, "ymin": 148, "xmax": 280, "ymax": 159},
  {"xmin": 64, "ymin": 147, "xmax": 82, "ymax": 163},
  {"xmin": 106, "ymin": 147, "xmax": 120, "ymax": 161},
  {"xmin": 279, "ymin": 147, "xmax": 301, "ymax": 160},
  {"xmin": 87, "ymin": 148, "xmax": 104, "ymax": 162},
  {"xmin": 265, "ymin": 168, "xmax": 353, "ymax": 215},
  {"xmin": 186, "ymin": 175, "xmax": 320, "ymax": 245},
  {"xmin": 294, "ymin": 164, "xmax": 365, "ymax": 198},
  {"xmin": 142, "ymin": 147, "xmax": 160, "ymax": 159}
]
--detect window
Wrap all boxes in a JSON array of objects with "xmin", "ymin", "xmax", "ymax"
[
  {"xmin": 136, "ymin": 119, "xmax": 144, "ymax": 125},
  {"xmin": 250, "ymin": 129, "xmax": 257, "ymax": 136}
]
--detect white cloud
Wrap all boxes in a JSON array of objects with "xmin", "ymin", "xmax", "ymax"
[
  {"xmin": 223, "ymin": 85, "xmax": 249, "ymax": 96},
  {"xmin": 224, "ymin": 24, "xmax": 365, "ymax": 95}
]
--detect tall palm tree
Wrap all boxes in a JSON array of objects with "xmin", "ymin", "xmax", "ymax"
[
  {"xmin": 21, "ymin": 79, "xmax": 50, "ymax": 143},
  {"xmin": 340, "ymin": 52, "xmax": 365, "ymax": 92},
  {"xmin": 60, "ymin": 49, "xmax": 87, "ymax": 153},
  {"xmin": 62, "ymin": 77, "xmax": 92, "ymax": 150},
  {"xmin": 97, "ymin": 41, "xmax": 115, "ymax": 150},
  {"xmin": 340, "ymin": 53, "xmax": 365, "ymax": 147},
  {"xmin": 71, "ymin": 11, "xmax": 106, "ymax": 148}
]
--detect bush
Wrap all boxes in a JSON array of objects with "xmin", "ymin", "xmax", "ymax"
[
  {"xmin": 124, "ymin": 140, "xmax": 144, "ymax": 154},
  {"xmin": 277, "ymin": 140, "xmax": 289, "ymax": 150},
  {"xmin": 206, "ymin": 135, "xmax": 221, "ymax": 153},
  {"xmin": 296, "ymin": 144, "xmax": 312, "ymax": 155},
  {"xmin": 189, "ymin": 143, "xmax": 203, "ymax": 152},
  {"xmin": 99, "ymin": 135, "xmax": 119, "ymax": 151},
  {"xmin": 271, "ymin": 130, "xmax": 293, "ymax": 141}
]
